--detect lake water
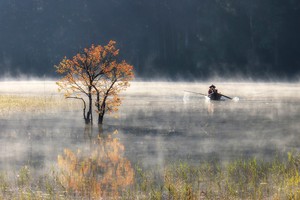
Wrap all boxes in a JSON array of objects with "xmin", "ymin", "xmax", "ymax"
[{"xmin": 0, "ymin": 81, "xmax": 300, "ymax": 175}]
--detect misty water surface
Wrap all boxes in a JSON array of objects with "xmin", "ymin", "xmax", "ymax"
[{"xmin": 0, "ymin": 81, "xmax": 300, "ymax": 174}]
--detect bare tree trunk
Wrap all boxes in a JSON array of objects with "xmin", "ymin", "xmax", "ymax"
[
  {"xmin": 93, "ymin": 87, "xmax": 103, "ymax": 124},
  {"xmin": 96, "ymin": 80, "xmax": 117, "ymax": 125},
  {"xmin": 98, "ymin": 101, "xmax": 105, "ymax": 125},
  {"xmin": 87, "ymin": 94, "xmax": 93, "ymax": 124},
  {"xmin": 66, "ymin": 96, "xmax": 91, "ymax": 124},
  {"xmin": 98, "ymin": 114, "xmax": 104, "ymax": 125},
  {"xmin": 86, "ymin": 86, "xmax": 93, "ymax": 124}
]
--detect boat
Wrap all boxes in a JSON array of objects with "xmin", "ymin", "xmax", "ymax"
[
  {"xmin": 184, "ymin": 90, "xmax": 233, "ymax": 101},
  {"xmin": 208, "ymin": 92, "xmax": 232, "ymax": 101},
  {"xmin": 208, "ymin": 92, "xmax": 222, "ymax": 100}
]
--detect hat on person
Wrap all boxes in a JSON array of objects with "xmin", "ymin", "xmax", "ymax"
[{"xmin": 209, "ymin": 84, "xmax": 216, "ymax": 88}]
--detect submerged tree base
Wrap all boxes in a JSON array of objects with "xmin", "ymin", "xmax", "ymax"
[{"xmin": 1, "ymin": 152, "xmax": 300, "ymax": 199}]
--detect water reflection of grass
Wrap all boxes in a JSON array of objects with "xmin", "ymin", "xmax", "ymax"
[
  {"xmin": 1, "ymin": 152, "xmax": 300, "ymax": 199},
  {"xmin": 0, "ymin": 95, "xmax": 80, "ymax": 115}
]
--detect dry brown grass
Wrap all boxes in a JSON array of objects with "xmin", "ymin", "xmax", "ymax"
[{"xmin": 0, "ymin": 94, "xmax": 81, "ymax": 116}]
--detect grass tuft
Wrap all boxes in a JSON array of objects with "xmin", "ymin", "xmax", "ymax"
[{"xmin": 1, "ymin": 152, "xmax": 300, "ymax": 199}]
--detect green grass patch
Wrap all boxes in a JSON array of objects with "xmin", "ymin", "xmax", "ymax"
[{"xmin": 1, "ymin": 152, "xmax": 300, "ymax": 199}]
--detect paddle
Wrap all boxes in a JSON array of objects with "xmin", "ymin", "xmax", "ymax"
[
  {"xmin": 184, "ymin": 90, "xmax": 233, "ymax": 100},
  {"xmin": 220, "ymin": 94, "xmax": 233, "ymax": 100},
  {"xmin": 183, "ymin": 90, "xmax": 207, "ymax": 97}
]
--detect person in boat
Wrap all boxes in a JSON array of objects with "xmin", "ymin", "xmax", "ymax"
[
  {"xmin": 208, "ymin": 84, "xmax": 216, "ymax": 95},
  {"xmin": 208, "ymin": 84, "xmax": 221, "ymax": 100}
]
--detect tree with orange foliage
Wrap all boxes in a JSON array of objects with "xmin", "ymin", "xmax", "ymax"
[
  {"xmin": 55, "ymin": 41, "xmax": 134, "ymax": 124},
  {"xmin": 94, "ymin": 61, "xmax": 134, "ymax": 124}
]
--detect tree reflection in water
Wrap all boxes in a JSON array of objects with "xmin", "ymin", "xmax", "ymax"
[{"xmin": 57, "ymin": 128, "xmax": 134, "ymax": 198}]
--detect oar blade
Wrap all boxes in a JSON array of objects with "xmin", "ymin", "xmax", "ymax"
[{"xmin": 221, "ymin": 94, "xmax": 233, "ymax": 100}]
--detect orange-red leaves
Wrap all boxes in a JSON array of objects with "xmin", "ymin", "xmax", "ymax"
[{"xmin": 55, "ymin": 40, "xmax": 135, "ymax": 119}]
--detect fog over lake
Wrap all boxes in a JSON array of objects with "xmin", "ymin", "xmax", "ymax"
[{"xmin": 0, "ymin": 81, "xmax": 300, "ymax": 175}]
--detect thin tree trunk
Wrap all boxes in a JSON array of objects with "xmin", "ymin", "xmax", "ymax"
[
  {"xmin": 66, "ymin": 96, "xmax": 90, "ymax": 124},
  {"xmin": 93, "ymin": 86, "xmax": 102, "ymax": 124},
  {"xmin": 86, "ymin": 86, "xmax": 93, "ymax": 124},
  {"xmin": 98, "ymin": 100, "xmax": 106, "ymax": 124},
  {"xmin": 88, "ymin": 94, "xmax": 93, "ymax": 124},
  {"xmin": 98, "ymin": 113, "xmax": 104, "ymax": 125},
  {"xmin": 94, "ymin": 78, "xmax": 117, "ymax": 125}
]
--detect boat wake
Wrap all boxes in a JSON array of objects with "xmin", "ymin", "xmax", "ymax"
[
  {"xmin": 183, "ymin": 92, "xmax": 190, "ymax": 103},
  {"xmin": 232, "ymin": 97, "xmax": 240, "ymax": 102}
]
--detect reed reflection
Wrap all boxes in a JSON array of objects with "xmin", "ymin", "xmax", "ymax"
[{"xmin": 57, "ymin": 126, "xmax": 134, "ymax": 198}]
